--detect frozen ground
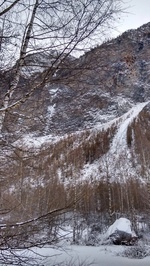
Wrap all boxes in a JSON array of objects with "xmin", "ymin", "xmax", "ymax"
[
  {"xmin": 30, "ymin": 244, "xmax": 150, "ymax": 266},
  {"xmin": 1, "ymin": 218, "xmax": 149, "ymax": 265}
]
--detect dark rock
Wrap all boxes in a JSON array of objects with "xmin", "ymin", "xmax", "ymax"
[{"xmin": 109, "ymin": 230, "xmax": 138, "ymax": 246}]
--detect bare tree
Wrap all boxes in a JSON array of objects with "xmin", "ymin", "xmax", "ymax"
[{"xmin": 0, "ymin": 0, "xmax": 125, "ymax": 264}]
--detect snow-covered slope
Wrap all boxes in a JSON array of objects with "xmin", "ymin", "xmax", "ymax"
[
  {"xmin": 1, "ymin": 23, "xmax": 150, "ymax": 217},
  {"xmin": 109, "ymin": 101, "xmax": 149, "ymax": 154},
  {"xmin": 12, "ymin": 100, "xmax": 149, "ymax": 184},
  {"xmin": 80, "ymin": 101, "xmax": 150, "ymax": 182}
]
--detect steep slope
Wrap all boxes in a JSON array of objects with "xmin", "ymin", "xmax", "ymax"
[
  {"xmin": 0, "ymin": 23, "xmax": 150, "ymax": 223},
  {"xmin": 1, "ymin": 22, "xmax": 150, "ymax": 181},
  {"xmin": 81, "ymin": 101, "xmax": 150, "ymax": 182},
  {"xmin": 1, "ymin": 22, "xmax": 150, "ymax": 138},
  {"xmin": 3, "ymin": 101, "xmax": 150, "ymax": 185},
  {"xmin": 1, "ymin": 100, "xmax": 149, "ymax": 224}
]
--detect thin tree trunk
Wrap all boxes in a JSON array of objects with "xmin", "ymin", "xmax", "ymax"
[
  {"xmin": 0, "ymin": 0, "xmax": 39, "ymax": 133},
  {"xmin": 72, "ymin": 175, "xmax": 77, "ymax": 243}
]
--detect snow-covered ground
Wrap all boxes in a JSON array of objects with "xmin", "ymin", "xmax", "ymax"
[
  {"xmin": 13, "ymin": 218, "xmax": 150, "ymax": 265},
  {"xmin": 27, "ymin": 244, "xmax": 150, "ymax": 266},
  {"xmin": 35, "ymin": 218, "xmax": 150, "ymax": 265},
  {"xmin": 0, "ymin": 218, "xmax": 149, "ymax": 265}
]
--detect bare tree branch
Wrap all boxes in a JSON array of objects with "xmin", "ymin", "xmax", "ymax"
[{"xmin": 0, "ymin": 0, "xmax": 21, "ymax": 17}]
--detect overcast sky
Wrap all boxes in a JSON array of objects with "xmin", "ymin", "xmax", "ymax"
[{"xmin": 114, "ymin": 0, "xmax": 150, "ymax": 36}]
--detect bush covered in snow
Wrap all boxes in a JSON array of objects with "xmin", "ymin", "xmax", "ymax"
[{"xmin": 120, "ymin": 244, "xmax": 150, "ymax": 259}]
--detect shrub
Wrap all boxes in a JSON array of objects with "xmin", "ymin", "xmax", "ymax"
[{"xmin": 121, "ymin": 244, "xmax": 150, "ymax": 259}]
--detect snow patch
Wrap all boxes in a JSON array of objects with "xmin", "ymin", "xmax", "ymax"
[
  {"xmin": 14, "ymin": 133, "xmax": 62, "ymax": 148},
  {"xmin": 110, "ymin": 101, "xmax": 149, "ymax": 154},
  {"xmin": 48, "ymin": 87, "xmax": 59, "ymax": 99},
  {"xmin": 47, "ymin": 104, "xmax": 55, "ymax": 118},
  {"xmin": 29, "ymin": 244, "xmax": 150, "ymax": 266},
  {"xmin": 80, "ymin": 161, "xmax": 100, "ymax": 182}
]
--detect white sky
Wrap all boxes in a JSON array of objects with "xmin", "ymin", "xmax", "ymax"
[{"xmin": 114, "ymin": 0, "xmax": 150, "ymax": 36}]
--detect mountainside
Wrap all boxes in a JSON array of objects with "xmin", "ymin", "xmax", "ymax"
[{"xmin": 0, "ymin": 22, "xmax": 150, "ymax": 223}]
